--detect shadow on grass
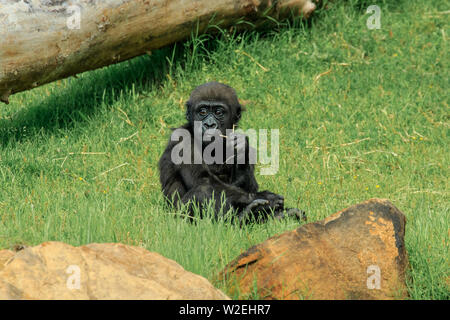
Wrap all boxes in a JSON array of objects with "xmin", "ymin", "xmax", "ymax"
[
  {"xmin": 0, "ymin": 13, "xmax": 320, "ymax": 148},
  {"xmin": 0, "ymin": 46, "xmax": 182, "ymax": 147}
]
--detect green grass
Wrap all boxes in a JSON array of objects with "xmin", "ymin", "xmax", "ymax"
[{"xmin": 0, "ymin": 0, "xmax": 448, "ymax": 299}]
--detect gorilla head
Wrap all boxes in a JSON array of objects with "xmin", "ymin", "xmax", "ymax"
[{"xmin": 185, "ymin": 82, "xmax": 242, "ymax": 138}]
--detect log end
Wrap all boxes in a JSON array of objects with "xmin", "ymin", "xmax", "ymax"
[{"xmin": 0, "ymin": 90, "xmax": 11, "ymax": 104}]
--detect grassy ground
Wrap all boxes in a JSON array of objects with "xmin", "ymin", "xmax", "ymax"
[{"xmin": 0, "ymin": 0, "xmax": 448, "ymax": 299}]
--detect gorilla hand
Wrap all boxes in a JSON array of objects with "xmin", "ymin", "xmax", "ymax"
[
  {"xmin": 256, "ymin": 191, "xmax": 284, "ymax": 211},
  {"xmin": 226, "ymin": 132, "xmax": 248, "ymax": 163},
  {"xmin": 238, "ymin": 191, "xmax": 284, "ymax": 223}
]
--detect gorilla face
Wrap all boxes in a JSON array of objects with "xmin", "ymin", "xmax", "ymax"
[{"xmin": 193, "ymin": 101, "xmax": 232, "ymax": 136}]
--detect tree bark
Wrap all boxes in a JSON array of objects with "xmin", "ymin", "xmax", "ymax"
[{"xmin": 0, "ymin": 0, "xmax": 316, "ymax": 104}]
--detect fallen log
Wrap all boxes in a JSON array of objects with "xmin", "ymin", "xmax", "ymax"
[{"xmin": 0, "ymin": 0, "xmax": 316, "ymax": 104}]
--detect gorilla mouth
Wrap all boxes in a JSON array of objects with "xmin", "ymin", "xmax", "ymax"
[{"xmin": 202, "ymin": 129, "xmax": 222, "ymax": 140}]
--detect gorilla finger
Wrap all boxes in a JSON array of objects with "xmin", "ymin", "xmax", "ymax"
[{"xmin": 245, "ymin": 199, "xmax": 269, "ymax": 211}]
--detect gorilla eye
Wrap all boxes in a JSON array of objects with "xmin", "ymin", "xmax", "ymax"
[
  {"xmin": 215, "ymin": 109, "xmax": 224, "ymax": 117},
  {"xmin": 198, "ymin": 108, "xmax": 208, "ymax": 116}
]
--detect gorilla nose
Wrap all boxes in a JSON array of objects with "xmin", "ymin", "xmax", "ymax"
[
  {"xmin": 204, "ymin": 122, "xmax": 217, "ymax": 129},
  {"xmin": 204, "ymin": 117, "xmax": 218, "ymax": 130}
]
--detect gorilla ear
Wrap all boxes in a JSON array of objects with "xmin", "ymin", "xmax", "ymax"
[{"xmin": 234, "ymin": 104, "xmax": 243, "ymax": 123}]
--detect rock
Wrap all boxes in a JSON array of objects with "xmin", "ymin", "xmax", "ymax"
[
  {"xmin": 0, "ymin": 242, "xmax": 229, "ymax": 300},
  {"xmin": 220, "ymin": 198, "xmax": 409, "ymax": 300},
  {"xmin": 0, "ymin": 249, "xmax": 14, "ymax": 272}
]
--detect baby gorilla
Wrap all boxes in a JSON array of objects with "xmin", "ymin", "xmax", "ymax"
[{"xmin": 158, "ymin": 82, "xmax": 304, "ymax": 223}]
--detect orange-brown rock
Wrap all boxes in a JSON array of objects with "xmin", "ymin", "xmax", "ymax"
[
  {"xmin": 0, "ymin": 242, "xmax": 229, "ymax": 300},
  {"xmin": 0, "ymin": 249, "xmax": 14, "ymax": 272},
  {"xmin": 220, "ymin": 198, "xmax": 409, "ymax": 300}
]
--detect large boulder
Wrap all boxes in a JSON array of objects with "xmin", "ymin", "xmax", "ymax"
[
  {"xmin": 0, "ymin": 242, "xmax": 229, "ymax": 300},
  {"xmin": 220, "ymin": 198, "xmax": 409, "ymax": 300}
]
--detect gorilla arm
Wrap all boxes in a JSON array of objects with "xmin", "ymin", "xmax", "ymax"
[{"xmin": 159, "ymin": 132, "xmax": 283, "ymax": 219}]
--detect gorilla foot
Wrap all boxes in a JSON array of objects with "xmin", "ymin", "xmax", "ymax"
[
  {"xmin": 238, "ymin": 199, "xmax": 269, "ymax": 223},
  {"xmin": 274, "ymin": 208, "xmax": 307, "ymax": 222}
]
